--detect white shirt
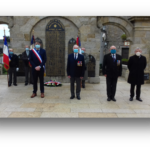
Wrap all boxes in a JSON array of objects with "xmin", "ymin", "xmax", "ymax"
[
  {"xmin": 74, "ymin": 53, "xmax": 78, "ymax": 59},
  {"xmin": 111, "ymin": 53, "xmax": 116, "ymax": 59}
]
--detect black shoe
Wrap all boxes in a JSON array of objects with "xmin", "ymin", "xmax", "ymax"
[
  {"xmin": 82, "ymin": 85, "xmax": 85, "ymax": 88},
  {"xmin": 13, "ymin": 84, "xmax": 17, "ymax": 86},
  {"xmin": 70, "ymin": 96, "xmax": 75, "ymax": 99},
  {"xmin": 30, "ymin": 82, "xmax": 33, "ymax": 84},
  {"xmin": 107, "ymin": 97, "xmax": 111, "ymax": 101},
  {"xmin": 129, "ymin": 97, "xmax": 133, "ymax": 101},
  {"xmin": 112, "ymin": 98, "xmax": 116, "ymax": 102},
  {"xmin": 136, "ymin": 98, "xmax": 142, "ymax": 102},
  {"xmin": 25, "ymin": 83, "xmax": 28, "ymax": 86},
  {"xmin": 77, "ymin": 95, "xmax": 80, "ymax": 100},
  {"xmin": 8, "ymin": 84, "xmax": 11, "ymax": 87}
]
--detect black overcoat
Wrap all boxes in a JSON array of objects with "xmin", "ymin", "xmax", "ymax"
[
  {"xmin": 127, "ymin": 55, "xmax": 147, "ymax": 85},
  {"xmin": 102, "ymin": 53, "xmax": 122, "ymax": 79},
  {"xmin": 67, "ymin": 53, "xmax": 85, "ymax": 78},
  {"xmin": 9, "ymin": 54, "xmax": 19, "ymax": 68}
]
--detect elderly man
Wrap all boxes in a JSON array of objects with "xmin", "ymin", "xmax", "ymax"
[
  {"xmin": 8, "ymin": 48, "xmax": 19, "ymax": 86},
  {"xmin": 67, "ymin": 44, "xmax": 85, "ymax": 100},
  {"xmin": 102, "ymin": 45, "xmax": 122, "ymax": 101},
  {"xmin": 128, "ymin": 48, "xmax": 147, "ymax": 102},
  {"xmin": 29, "ymin": 38, "xmax": 47, "ymax": 98},
  {"xmin": 81, "ymin": 47, "xmax": 89, "ymax": 88},
  {"xmin": 22, "ymin": 45, "xmax": 33, "ymax": 86}
]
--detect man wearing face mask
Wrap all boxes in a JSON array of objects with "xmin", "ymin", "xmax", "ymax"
[
  {"xmin": 22, "ymin": 45, "xmax": 33, "ymax": 86},
  {"xmin": 67, "ymin": 44, "xmax": 85, "ymax": 100},
  {"xmin": 8, "ymin": 48, "xmax": 19, "ymax": 86},
  {"xmin": 81, "ymin": 47, "xmax": 89, "ymax": 88},
  {"xmin": 29, "ymin": 38, "xmax": 47, "ymax": 98},
  {"xmin": 102, "ymin": 45, "xmax": 122, "ymax": 102},
  {"xmin": 128, "ymin": 48, "xmax": 147, "ymax": 102}
]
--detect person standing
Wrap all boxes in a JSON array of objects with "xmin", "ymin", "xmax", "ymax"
[
  {"xmin": 102, "ymin": 45, "xmax": 122, "ymax": 101},
  {"xmin": 22, "ymin": 45, "xmax": 33, "ymax": 85},
  {"xmin": 29, "ymin": 38, "xmax": 47, "ymax": 98},
  {"xmin": 128, "ymin": 48, "xmax": 147, "ymax": 102},
  {"xmin": 81, "ymin": 47, "xmax": 89, "ymax": 88},
  {"xmin": 8, "ymin": 48, "xmax": 19, "ymax": 86},
  {"xmin": 67, "ymin": 44, "xmax": 85, "ymax": 100}
]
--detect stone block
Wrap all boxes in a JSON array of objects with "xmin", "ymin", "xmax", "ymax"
[
  {"xmin": 88, "ymin": 77, "xmax": 100, "ymax": 83},
  {"xmin": 80, "ymin": 25, "xmax": 91, "ymax": 34},
  {"xmin": 87, "ymin": 34, "xmax": 95, "ymax": 38},
  {"xmin": 134, "ymin": 31, "xmax": 146, "ymax": 37},
  {"xmin": 24, "ymin": 34, "xmax": 30, "ymax": 41}
]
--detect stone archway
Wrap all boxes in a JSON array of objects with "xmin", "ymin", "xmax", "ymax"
[{"xmin": 97, "ymin": 16, "xmax": 133, "ymax": 41}]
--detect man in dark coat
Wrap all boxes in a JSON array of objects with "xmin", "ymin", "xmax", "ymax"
[
  {"xmin": 102, "ymin": 45, "xmax": 122, "ymax": 102},
  {"xmin": 67, "ymin": 44, "xmax": 85, "ymax": 100},
  {"xmin": 22, "ymin": 45, "xmax": 33, "ymax": 85},
  {"xmin": 8, "ymin": 48, "xmax": 19, "ymax": 86},
  {"xmin": 128, "ymin": 48, "xmax": 147, "ymax": 102},
  {"xmin": 29, "ymin": 38, "xmax": 47, "ymax": 98}
]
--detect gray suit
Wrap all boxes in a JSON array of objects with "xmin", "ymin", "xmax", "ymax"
[{"xmin": 82, "ymin": 53, "xmax": 89, "ymax": 87}]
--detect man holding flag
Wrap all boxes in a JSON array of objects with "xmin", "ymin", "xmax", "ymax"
[{"xmin": 29, "ymin": 37, "xmax": 47, "ymax": 98}]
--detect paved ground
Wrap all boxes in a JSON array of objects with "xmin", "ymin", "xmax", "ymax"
[{"xmin": 0, "ymin": 75, "xmax": 150, "ymax": 118}]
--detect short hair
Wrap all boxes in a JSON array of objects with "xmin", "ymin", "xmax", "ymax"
[
  {"xmin": 73, "ymin": 44, "xmax": 79, "ymax": 49},
  {"xmin": 35, "ymin": 37, "xmax": 42, "ymax": 44},
  {"xmin": 135, "ymin": 47, "xmax": 142, "ymax": 51}
]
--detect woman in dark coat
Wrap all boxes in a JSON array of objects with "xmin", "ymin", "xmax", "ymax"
[{"xmin": 127, "ymin": 48, "xmax": 147, "ymax": 102}]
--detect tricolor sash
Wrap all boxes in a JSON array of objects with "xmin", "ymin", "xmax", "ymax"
[{"xmin": 32, "ymin": 48, "xmax": 45, "ymax": 70}]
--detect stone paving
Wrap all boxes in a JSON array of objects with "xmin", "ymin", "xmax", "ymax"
[{"xmin": 0, "ymin": 75, "xmax": 150, "ymax": 118}]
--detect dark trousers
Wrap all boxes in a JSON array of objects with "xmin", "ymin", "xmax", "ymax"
[
  {"xmin": 8, "ymin": 67, "xmax": 17, "ymax": 85},
  {"xmin": 33, "ymin": 68, "xmax": 44, "ymax": 94},
  {"xmin": 70, "ymin": 77, "xmax": 81, "ymax": 96},
  {"xmin": 130, "ymin": 84, "xmax": 141, "ymax": 98},
  {"xmin": 24, "ymin": 66, "xmax": 33, "ymax": 84},
  {"xmin": 106, "ymin": 77, "xmax": 118, "ymax": 99},
  {"xmin": 82, "ymin": 80, "xmax": 85, "ymax": 86}
]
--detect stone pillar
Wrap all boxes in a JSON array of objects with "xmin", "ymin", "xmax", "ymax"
[{"xmin": 129, "ymin": 17, "xmax": 150, "ymax": 83}]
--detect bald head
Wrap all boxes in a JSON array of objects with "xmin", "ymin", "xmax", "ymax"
[
  {"xmin": 109, "ymin": 45, "xmax": 116, "ymax": 51},
  {"xmin": 9, "ymin": 48, "xmax": 13, "ymax": 52},
  {"xmin": 81, "ymin": 47, "xmax": 86, "ymax": 52},
  {"xmin": 25, "ymin": 45, "xmax": 29, "ymax": 49},
  {"xmin": 73, "ymin": 44, "xmax": 79, "ymax": 50}
]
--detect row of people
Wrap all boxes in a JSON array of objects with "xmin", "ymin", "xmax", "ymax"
[{"xmin": 7, "ymin": 38, "xmax": 147, "ymax": 101}]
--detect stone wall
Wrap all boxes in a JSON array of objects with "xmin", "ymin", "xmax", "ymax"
[
  {"xmin": 7, "ymin": 16, "xmax": 101, "ymax": 83},
  {"xmin": 105, "ymin": 25, "xmax": 124, "ymax": 55}
]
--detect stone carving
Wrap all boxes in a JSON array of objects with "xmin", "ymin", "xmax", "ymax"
[
  {"xmin": 68, "ymin": 38, "xmax": 76, "ymax": 55},
  {"xmin": 46, "ymin": 19, "xmax": 65, "ymax": 76},
  {"xmin": 88, "ymin": 55, "xmax": 95, "ymax": 77}
]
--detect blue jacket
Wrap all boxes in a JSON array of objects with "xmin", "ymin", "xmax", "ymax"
[
  {"xmin": 29, "ymin": 48, "xmax": 47, "ymax": 70},
  {"xmin": 67, "ymin": 53, "xmax": 85, "ymax": 77}
]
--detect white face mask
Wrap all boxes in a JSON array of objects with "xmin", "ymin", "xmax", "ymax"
[{"xmin": 136, "ymin": 52, "xmax": 141, "ymax": 56}]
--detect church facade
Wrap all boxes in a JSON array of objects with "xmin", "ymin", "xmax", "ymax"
[{"xmin": 0, "ymin": 16, "xmax": 150, "ymax": 83}]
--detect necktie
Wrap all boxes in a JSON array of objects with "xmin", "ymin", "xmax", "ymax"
[
  {"xmin": 113, "ymin": 54, "xmax": 115, "ymax": 62},
  {"xmin": 75, "ymin": 54, "xmax": 77, "ymax": 60}
]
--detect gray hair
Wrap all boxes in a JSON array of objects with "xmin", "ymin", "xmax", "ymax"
[
  {"xmin": 35, "ymin": 37, "xmax": 42, "ymax": 44},
  {"xmin": 135, "ymin": 47, "xmax": 142, "ymax": 51}
]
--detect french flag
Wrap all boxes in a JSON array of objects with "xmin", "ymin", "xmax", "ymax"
[
  {"xmin": 30, "ymin": 35, "xmax": 35, "ymax": 50},
  {"xmin": 3, "ymin": 36, "xmax": 10, "ymax": 70}
]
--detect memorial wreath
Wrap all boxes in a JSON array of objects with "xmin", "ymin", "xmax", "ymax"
[{"xmin": 44, "ymin": 80, "xmax": 62, "ymax": 87}]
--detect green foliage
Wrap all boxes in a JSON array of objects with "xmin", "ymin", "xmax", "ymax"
[
  {"xmin": 121, "ymin": 34, "xmax": 127, "ymax": 40},
  {"xmin": 122, "ymin": 58, "xmax": 128, "ymax": 62},
  {"xmin": 3, "ymin": 36, "xmax": 10, "ymax": 43},
  {"xmin": 2, "ymin": 64, "xmax": 7, "ymax": 74}
]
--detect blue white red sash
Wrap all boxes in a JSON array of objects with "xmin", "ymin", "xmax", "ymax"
[{"xmin": 32, "ymin": 48, "xmax": 42, "ymax": 64}]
